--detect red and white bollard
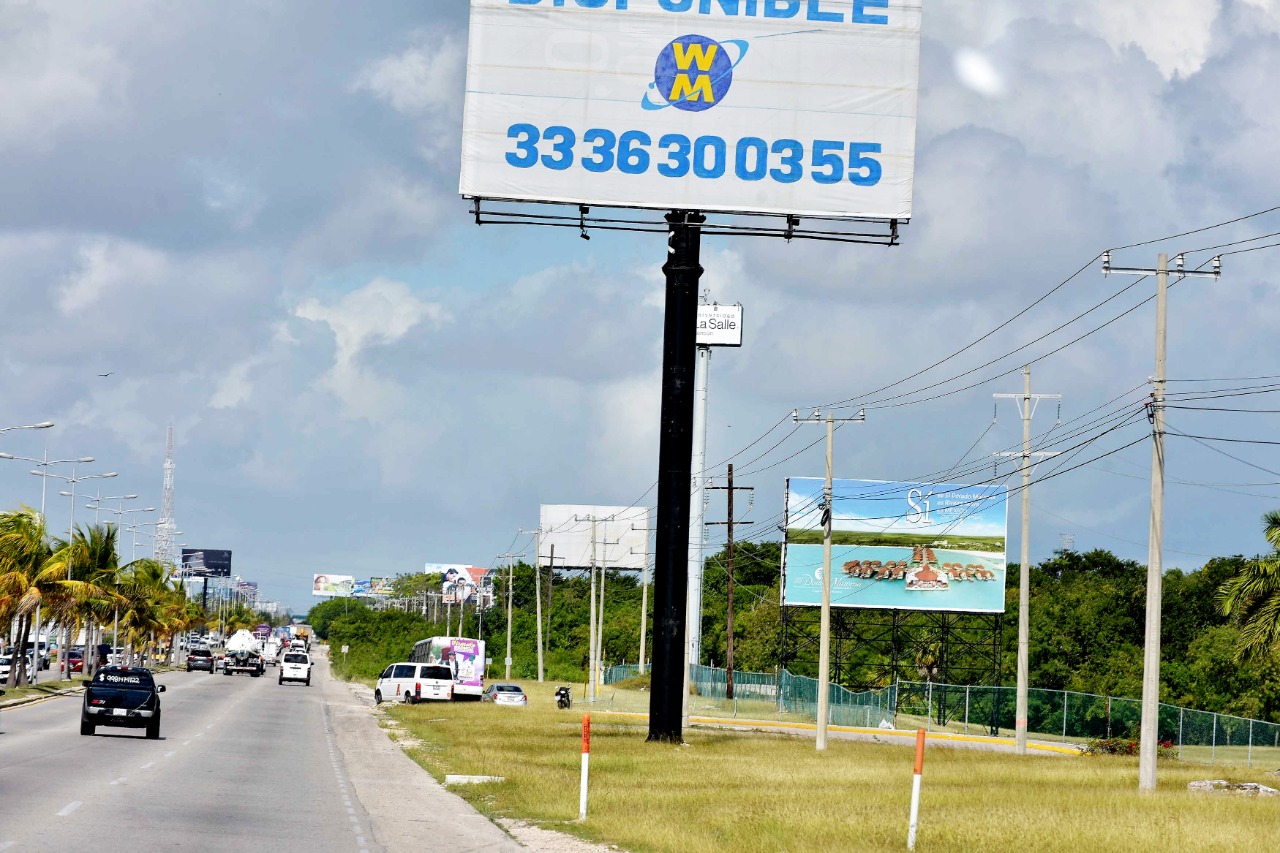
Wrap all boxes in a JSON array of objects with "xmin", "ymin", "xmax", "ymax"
[
  {"xmin": 907, "ymin": 728, "xmax": 925, "ymax": 850},
  {"xmin": 579, "ymin": 714, "xmax": 591, "ymax": 821}
]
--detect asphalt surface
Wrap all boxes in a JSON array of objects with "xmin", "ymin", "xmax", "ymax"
[{"xmin": 0, "ymin": 660, "xmax": 382, "ymax": 852}]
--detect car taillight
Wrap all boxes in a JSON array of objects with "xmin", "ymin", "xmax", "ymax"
[{"xmin": 415, "ymin": 683, "xmax": 421, "ymax": 698}]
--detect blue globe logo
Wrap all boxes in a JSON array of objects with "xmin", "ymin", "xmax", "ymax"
[{"xmin": 643, "ymin": 35, "xmax": 748, "ymax": 113}]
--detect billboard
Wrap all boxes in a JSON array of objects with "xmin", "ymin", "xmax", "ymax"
[
  {"xmin": 312, "ymin": 574, "xmax": 355, "ymax": 597},
  {"xmin": 538, "ymin": 505, "xmax": 650, "ymax": 571},
  {"xmin": 427, "ymin": 564, "xmax": 495, "ymax": 608},
  {"xmin": 696, "ymin": 303, "xmax": 743, "ymax": 347},
  {"xmin": 180, "ymin": 548, "xmax": 232, "ymax": 577},
  {"xmin": 352, "ymin": 578, "xmax": 391, "ymax": 597},
  {"xmin": 460, "ymin": 0, "xmax": 921, "ymax": 219},
  {"xmin": 782, "ymin": 478, "xmax": 1009, "ymax": 613}
]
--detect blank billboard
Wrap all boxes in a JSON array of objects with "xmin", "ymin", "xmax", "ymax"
[
  {"xmin": 538, "ymin": 505, "xmax": 650, "ymax": 571},
  {"xmin": 461, "ymin": 0, "xmax": 921, "ymax": 219}
]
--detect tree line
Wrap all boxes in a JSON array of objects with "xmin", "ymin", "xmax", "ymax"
[
  {"xmin": 311, "ymin": 511, "xmax": 1280, "ymax": 722},
  {"xmin": 0, "ymin": 506, "xmax": 273, "ymax": 687}
]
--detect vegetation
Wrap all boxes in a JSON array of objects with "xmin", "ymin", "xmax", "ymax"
[
  {"xmin": 786, "ymin": 529, "xmax": 1006, "ymax": 552},
  {"xmin": 386, "ymin": 683, "xmax": 1280, "ymax": 852},
  {"xmin": 314, "ymin": 510, "xmax": 1280, "ymax": 726},
  {"xmin": 0, "ymin": 507, "xmax": 205, "ymax": 686}
]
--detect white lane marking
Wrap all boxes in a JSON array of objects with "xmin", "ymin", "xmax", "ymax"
[
  {"xmin": 140, "ymin": 762, "xmax": 155, "ymax": 770},
  {"xmin": 110, "ymin": 778, "xmax": 126, "ymax": 786},
  {"xmin": 56, "ymin": 801, "xmax": 83, "ymax": 817},
  {"xmin": 1, "ymin": 840, "xmax": 16, "ymax": 850},
  {"xmin": 164, "ymin": 750, "xmax": 175, "ymax": 757}
]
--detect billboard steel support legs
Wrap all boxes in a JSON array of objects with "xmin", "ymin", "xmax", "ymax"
[{"xmin": 649, "ymin": 210, "xmax": 705, "ymax": 743}]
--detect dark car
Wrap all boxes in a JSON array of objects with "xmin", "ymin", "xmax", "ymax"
[
  {"xmin": 186, "ymin": 648, "xmax": 215, "ymax": 673},
  {"xmin": 81, "ymin": 666, "xmax": 166, "ymax": 739}
]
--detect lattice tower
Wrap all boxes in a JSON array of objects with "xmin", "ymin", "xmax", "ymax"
[{"xmin": 154, "ymin": 425, "xmax": 176, "ymax": 565}]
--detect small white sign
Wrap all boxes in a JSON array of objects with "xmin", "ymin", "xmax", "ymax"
[
  {"xmin": 505, "ymin": 657, "xmax": 513, "ymax": 667},
  {"xmin": 697, "ymin": 304, "xmax": 744, "ymax": 347},
  {"xmin": 340, "ymin": 645, "xmax": 349, "ymax": 654}
]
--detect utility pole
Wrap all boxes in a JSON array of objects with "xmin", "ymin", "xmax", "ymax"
[
  {"xmin": 793, "ymin": 408, "xmax": 865, "ymax": 750},
  {"xmin": 687, "ymin": 340, "xmax": 711, "ymax": 681},
  {"xmin": 499, "ymin": 553, "xmax": 520, "ymax": 680},
  {"xmin": 1102, "ymin": 250, "xmax": 1222, "ymax": 792},
  {"xmin": 535, "ymin": 530, "xmax": 544, "ymax": 682},
  {"xmin": 707, "ymin": 464, "xmax": 753, "ymax": 700},
  {"xmin": 994, "ymin": 366, "xmax": 1061, "ymax": 755}
]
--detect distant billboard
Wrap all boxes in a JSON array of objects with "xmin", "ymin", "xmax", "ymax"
[
  {"xmin": 538, "ymin": 505, "xmax": 650, "ymax": 571},
  {"xmin": 696, "ymin": 304, "xmax": 743, "ymax": 347},
  {"xmin": 427, "ymin": 564, "xmax": 495, "ymax": 609},
  {"xmin": 312, "ymin": 574, "xmax": 355, "ymax": 597},
  {"xmin": 460, "ymin": 0, "xmax": 921, "ymax": 219},
  {"xmin": 181, "ymin": 548, "xmax": 232, "ymax": 577},
  {"xmin": 782, "ymin": 478, "xmax": 1009, "ymax": 613},
  {"xmin": 352, "ymin": 577, "xmax": 391, "ymax": 597}
]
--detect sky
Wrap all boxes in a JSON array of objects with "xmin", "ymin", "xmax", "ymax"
[{"xmin": 4, "ymin": 1, "xmax": 1280, "ymax": 614}]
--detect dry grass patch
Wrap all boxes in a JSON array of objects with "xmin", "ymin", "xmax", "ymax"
[{"xmin": 388, "ymin": 680, "xmax": 1280, "ymax": 852}]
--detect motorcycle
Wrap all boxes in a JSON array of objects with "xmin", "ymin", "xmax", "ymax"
[{"xmin": 554, "ymin": 686, "xmax": 572, "ymax": 710}]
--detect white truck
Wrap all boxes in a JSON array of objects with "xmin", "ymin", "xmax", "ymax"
[
  {"xmin": 223, "ymin": 630, "xmax": 265, "ymax": 677},
  {"xmin": 262, "ymin": 638, "xmax": 282, "ymax": 666}
]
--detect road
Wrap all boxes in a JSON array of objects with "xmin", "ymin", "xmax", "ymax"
[{"xmin": 0, "ymin": 660, "xmax": 381, "ymax": 852}]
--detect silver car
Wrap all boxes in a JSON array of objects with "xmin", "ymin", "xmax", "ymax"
[{"xmin": 481, "ymin": 683, "xmax": 528, "ymax": 706}]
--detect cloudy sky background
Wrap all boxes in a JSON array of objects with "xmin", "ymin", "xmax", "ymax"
[{"xmin": 4, "ymin": 1, "xmax": 1280, "ymax": 612}]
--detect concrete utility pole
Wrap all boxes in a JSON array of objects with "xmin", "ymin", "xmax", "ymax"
[
  {"xmin": 994, "ymin": 366, "xmax": 1061, "ymax": 755},
  {"xmin": 1102, "ymin": 250, "xmax": 1222, "ymax": 792},
  {"xmin": 535, "ymin": 531, "xmax": 544, "ymax": 682},
  {"xmin": 589, "ymin": 518, "xmax": 598, "ymax": 701},
  {"xmin": 499, "ymin": 553, "xmax": 520, "ymax": 680},
  {"xmin": 707, "ymin": 464, "xmax": 753, "ymax": 700},
  {"xmin": 687, "ymin": 343, "xmax": 711, "ymax": 675},
  {"xmin": 793, "ymin": 408, "xmax": 865, "ymax": 750}
]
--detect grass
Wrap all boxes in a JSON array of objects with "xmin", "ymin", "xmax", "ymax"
[{"xmin": 388, "ymin": 679, "xmax": 1280, "ymax": 853}]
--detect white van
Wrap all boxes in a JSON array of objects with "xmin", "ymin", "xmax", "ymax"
[{"xmin": 375, "ymin": 662, "xmax": 454, "ymax": 704}]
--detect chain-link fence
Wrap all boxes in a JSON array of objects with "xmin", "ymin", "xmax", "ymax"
[{"xmin": 601, "ymin": 665, "xmax": 1280, "ymax": 769}]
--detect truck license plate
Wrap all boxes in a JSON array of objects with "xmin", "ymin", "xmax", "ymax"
[{"xmin": 112, "ymin": 708, "xmax": 127, "ymax": 716}]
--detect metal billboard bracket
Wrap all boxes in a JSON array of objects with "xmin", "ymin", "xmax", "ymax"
[{"xmin": 465, "ymin": 198, "xmax": 905, "ymax": 246}]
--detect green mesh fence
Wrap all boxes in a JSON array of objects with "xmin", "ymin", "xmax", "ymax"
[{"xmin": 601, "ymin": 666, "xmax": 1278, "ymax": 768}]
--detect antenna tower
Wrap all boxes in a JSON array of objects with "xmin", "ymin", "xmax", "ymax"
[{"xmin": 155, "ymin": 425, "xmax": 176, "ymax": 565}]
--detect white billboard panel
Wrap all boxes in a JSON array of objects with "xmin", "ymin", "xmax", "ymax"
[
  {"xmin": 539, "ymin": 504, "xmax": 651, "ymax": 571},
  {"xmin": 461, "ymin": 0, "xmax": 921, "ymax": 219},
  {"xmin": 696, "ymin": 303, "xmax": 743, "ymax": 346}
]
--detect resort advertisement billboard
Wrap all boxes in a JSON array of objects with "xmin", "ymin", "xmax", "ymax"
[
  {"xmin": 460, "ymin": 0, "xmax": 922, "ymax": 219},
  {"xmin": 782, "ymin": 478, "xmax": 1009, "ymax": 613},
  {"xmin": 311, "ymin": 574, "xmax": 355, "ymax": 597}
]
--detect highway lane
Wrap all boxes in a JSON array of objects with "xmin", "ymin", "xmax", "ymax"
[{"xmin": 0, "ymin": 662, "xmax": 380, "ymax": 852}]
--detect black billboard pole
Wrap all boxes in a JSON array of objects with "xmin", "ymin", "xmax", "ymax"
[{"xmin": 648, "ymin": 209, "xmax": 704, "ymax": 743}]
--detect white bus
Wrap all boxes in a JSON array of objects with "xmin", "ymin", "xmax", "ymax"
[{"xmin": 410, "ymin": 636, "xmax": 486, "ymax": 700}]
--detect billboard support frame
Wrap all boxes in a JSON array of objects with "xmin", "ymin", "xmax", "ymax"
[
  {"xmin": 469, "ymin": 198, "xmax": 902, "ymax": 246},
  {"xmin": 781, "ymin": 605, "xmax": 1004, "ymax": 735}
]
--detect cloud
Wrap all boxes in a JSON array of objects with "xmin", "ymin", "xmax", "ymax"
[
  {"xmin": 352, "ymin": 31, "xmax": 464, "ymax": 119},
  {"xmin": 294, "ymin": 278, "xmax": 451, "ymax": 420},
  {"xmin": 57, "ymin": 237, "xmax": 169, "ymax": 314}
]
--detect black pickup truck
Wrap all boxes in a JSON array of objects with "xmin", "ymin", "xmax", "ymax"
[{"xmin": 81, "ymin": 666, "xmax": 166, "ymax": 739}]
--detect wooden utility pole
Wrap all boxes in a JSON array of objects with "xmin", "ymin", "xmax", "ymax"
[{"xmin": 707, "ymin": 463, "xmax": 753, "ymax": 700}]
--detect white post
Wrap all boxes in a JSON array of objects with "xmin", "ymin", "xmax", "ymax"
[
  {"xmin": 578, "ymin": 714, "xmax": 591, "ymax": 821},
  {"xmin": 504, "ymin": 555, "xmax": 514, "ymax": 681},
  {"xmin": 907, "ymin": 729, "xmax": 925, "ymax": 850},
  {"xmin": 684, "ymin": 345, "xmax": 710, "ymax": 728}
]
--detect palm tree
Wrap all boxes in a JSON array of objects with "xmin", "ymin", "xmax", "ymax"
[
  {"xmin": 0, "ymin": 508, "xmax": 52, "ymax": 687},
  {"xmin": 42, "ymin": 526, "xmax": 118, "ymax": 680},
  {"xmin": 1218, "ymin": 510, "xmax": 1280, "ymax": 660}
]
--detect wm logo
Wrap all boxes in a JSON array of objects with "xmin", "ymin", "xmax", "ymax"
[{"xmin": 668, "ymin": 42, "xmax": 719, "ymax": 105}]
